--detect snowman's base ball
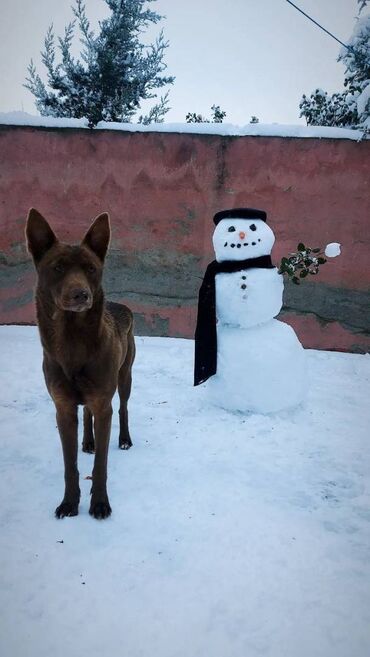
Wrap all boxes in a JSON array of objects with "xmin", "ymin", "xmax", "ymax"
[{"xmin": 207, "ymin": 319, "xmax": 306, "ymax": 414}]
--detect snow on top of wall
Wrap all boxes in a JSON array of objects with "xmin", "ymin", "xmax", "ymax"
[{"xmin": 0, "ymin": 110, "xmax": 366, "ymax": 141}]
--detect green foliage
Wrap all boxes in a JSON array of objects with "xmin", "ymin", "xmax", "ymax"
[
  {"xmin": 299, "ymin": 8, "xmax": 370, "ymax": 133},
  {"xmin": 279, "ymin": 244, "xmax": 328, "ymax": 285},
  {"xmin": 186, "ymin": 105, "xmax": 226, "ymax": 123},
  {"xmin": 24, "ymin": 0, "xmax": 174, "ymax": 127},
  {"xmin": 185, "ymin": 112, "xmax": 205, "ymax": 124}
]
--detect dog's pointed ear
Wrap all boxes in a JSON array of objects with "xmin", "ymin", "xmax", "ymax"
[
  {"xmin": 26, "ymin": 208, "xmax": 58, "ymax": 265},
  {"xmin": 82, "ymin": 212, "xmax": 111, "ymax": 262}
]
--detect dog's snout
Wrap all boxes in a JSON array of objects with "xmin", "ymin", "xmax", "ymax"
[
  {"xmin": 58, "ymin": 273, "xmax": 93, "ymax": 311},
  {"xmin": 71, "ymin": 288, "xmax": 89, "ymax": 302},
  {"xmin": 61, "ymin": 286, "xmax": 92, "ymax": 311}
]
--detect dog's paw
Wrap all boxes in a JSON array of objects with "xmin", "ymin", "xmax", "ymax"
[
  {"xmin": 82, "ymin": 441, "xmax": 95, "ymax": 454},
  {"xmin": 89, "ymin": 499, "xmax": 112, "ymax": 519},
  {"xmin": 119, "ymin": 436, "xmax": 133, "ymax": 450},
  {"xmin": 55, "ymin": 500, "xmax": 79, "ymax": 518}
]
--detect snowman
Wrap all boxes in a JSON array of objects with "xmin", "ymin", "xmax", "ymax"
[{"xmin": 194, "ymin": 207, "xmax": 306, "ymax": 413}]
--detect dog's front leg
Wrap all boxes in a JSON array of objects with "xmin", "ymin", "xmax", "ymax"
[
  {"xmin": 55, "ymin": 403, "xmax": 80, "ymax": 518},
  {"xmin": 89, "ymin": 402, "xmax": 113, "ymax": 519}
]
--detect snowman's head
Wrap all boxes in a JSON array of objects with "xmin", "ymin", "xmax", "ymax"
[{"xmin": 212, "ymin": 212, "xmax": 275, "ymax": 263}]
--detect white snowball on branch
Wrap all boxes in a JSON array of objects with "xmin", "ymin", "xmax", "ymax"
[{"xmin": 325, "ymin": 243, "xmax": 341, "ymax": 257}]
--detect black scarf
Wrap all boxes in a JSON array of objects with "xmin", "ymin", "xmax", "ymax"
[{"xmin": 194, "ymin": 255, "xmax": 274, "ymax": 386}]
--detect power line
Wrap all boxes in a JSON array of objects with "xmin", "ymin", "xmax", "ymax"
[{"xmin": 285, "ymin": 0, "xmax": 351, "ymax": 51}]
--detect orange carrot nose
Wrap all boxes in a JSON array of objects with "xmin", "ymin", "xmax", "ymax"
[{"xmin": 239, "ymin": 231, "xmax": 246, "ymax": 240}]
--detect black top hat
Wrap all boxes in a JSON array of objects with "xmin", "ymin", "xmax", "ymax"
[{"xmin": 213, "ymin": 207, "xmax": 267, "ymax": 225}]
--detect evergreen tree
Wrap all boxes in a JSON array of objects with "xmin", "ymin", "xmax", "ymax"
[
  {"xmin": 211, "ymin": 105, "xmax": 226, "ymax": 123},
  {"xmin": 25, "ymin": 0, "xmax": 174, "ymax": 127},
  {"xmin": 185, "ymin": 112, "xmax": 206, "ymax": 124},
  {"xmin": 186, "ymin": 105, "xmax": 226, "ymax": 123},
  {"xmin": 299, "ymin": 8, "xmax": 370, "ymax": 133}
]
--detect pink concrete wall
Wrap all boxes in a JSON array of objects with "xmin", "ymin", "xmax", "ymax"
[{"xmin": 0, "ymin": 124, "xmax": 369, "ymax": 352}]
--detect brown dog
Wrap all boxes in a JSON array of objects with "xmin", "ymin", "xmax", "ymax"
[{"xmin": 26, "ymin": 209, "xmax": 135, "ymax": 519}]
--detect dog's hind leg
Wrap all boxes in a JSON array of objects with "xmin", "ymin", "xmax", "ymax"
[
  {"xmin": 118, "ymin": 332, "xmax": 135, "ymax": 450},
  {"xmin": 82, "ymin": 406, "xmax": 95, "ymax": 453}
]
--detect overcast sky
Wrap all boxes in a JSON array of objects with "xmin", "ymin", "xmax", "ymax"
[{"xmin": 0, "ymin": 0, "xmax": 362, "ymax": 125}]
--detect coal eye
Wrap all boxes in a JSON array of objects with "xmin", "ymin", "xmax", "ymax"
[
  {"xmin": 250, "ymin": 224, "xmax": 257, "ymax": 231},
  {"xmin": 54, "ymin": 263, "xmax": 64, "ymax": 273},
  {"xmin": 228, "ymin": 226, "xmax": 236, "ymax": 232}
]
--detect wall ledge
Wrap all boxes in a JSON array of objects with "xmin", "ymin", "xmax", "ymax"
[{"xmin": 0, "ymin": 111, "xmax": 367, "ymax": 142}]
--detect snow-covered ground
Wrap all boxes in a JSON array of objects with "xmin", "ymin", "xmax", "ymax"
[
  {"xmin": 1, "ymin": 326, "xmax": 369, "ymax": 657},
  {"xmin": 0, "ymin": 110, "xmax": 366, "ymax": 140}
]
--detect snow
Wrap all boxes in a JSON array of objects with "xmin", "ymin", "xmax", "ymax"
[
  {"xmin": 0, "ymin": 110, "xmax": 366, "ymax": 140},
  {"xmin": 357, "ymin": 83, "xmax": 370, "ymax": 118},
  {"xmin": 1, "ymin": 325, "xmax": 370, "ymax": 657},
  {"xmin": 342, "ymin": 12, "xmax": 370, "ymax": 56},
  {"xmin": 325, "ymin": 242, "xmax": 342, "ymax": 258},
  {"xmin": 208, "ymin": 319, "xmax": 306, "ymax": 413},
  {"xmin": 215, "ymin": 268, "xmax": 283, "ymax": 329}
]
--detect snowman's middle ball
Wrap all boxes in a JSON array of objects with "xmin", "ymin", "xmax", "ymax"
[{"xmin": 213, "ymin": 218, "xmax": 275, "ymax": 262}]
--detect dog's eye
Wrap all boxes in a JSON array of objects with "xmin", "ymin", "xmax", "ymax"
[
  {"xmin": 54, "ymin": 263, "xmax": 64, "ymax": 273},
  {"xmin": 228, "ymin": 226, "xmax": 236, "ymax": 232},
  {"xmin": 87, "ymin": 265, "xmax": 96, "ymax": 274}
]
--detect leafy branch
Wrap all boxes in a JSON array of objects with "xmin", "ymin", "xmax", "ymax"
[{"xmin": 279, "ymin": 243, "xmax": 327, "ymax": 285}]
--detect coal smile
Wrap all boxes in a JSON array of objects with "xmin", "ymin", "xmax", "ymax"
[{"xmin": 223, "ymin": 239, "xmax": 261, "ymax": 248}]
